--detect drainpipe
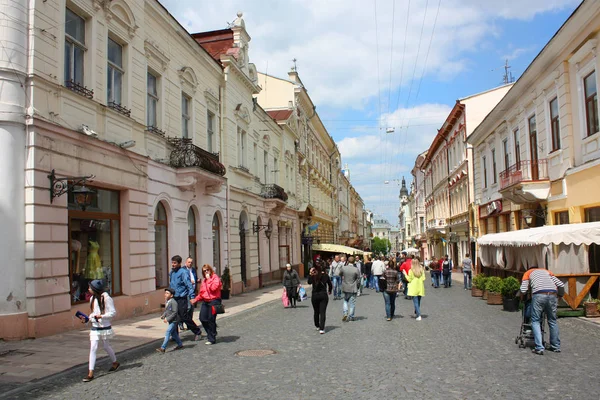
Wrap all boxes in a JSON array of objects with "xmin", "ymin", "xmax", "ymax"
[{"xmin": 220, "ymin": 78, "xmax": 233, "ymax": 295}]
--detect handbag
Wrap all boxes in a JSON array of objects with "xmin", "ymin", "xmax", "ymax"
[
  {"xmin": 378, "ymin": 276, "xmax": 387, "ymax": 291},
  {"xmin": 298, "ymin": 286, "xmax": 308, "ymax": 302},
  {"xmin": 212, "ymin": 303, "xmax": 225, "ymax": 315},
  {"xmin": 282, "ymin": 287, "xmax": 290, "ymax": 307}
]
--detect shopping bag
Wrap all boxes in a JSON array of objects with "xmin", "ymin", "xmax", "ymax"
[
  {"xmin": 282, "ymin": 287, "xmax": 290, "ymax": 307},
  {"xmin": 298, "ymin": 286, "xmax": 308, "ymax": 302}
]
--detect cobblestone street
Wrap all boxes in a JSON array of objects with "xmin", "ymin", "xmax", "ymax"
[{"xmin": 6, "ymin": 278, "xmax": 600, "ymax": 400}]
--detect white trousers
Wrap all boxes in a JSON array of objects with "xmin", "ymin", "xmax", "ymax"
[{"xmin": 89, "ymin": 338, "xmax": 117, "ymax": 371}]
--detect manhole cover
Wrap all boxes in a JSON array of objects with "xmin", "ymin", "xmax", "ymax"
[{"xmin": 235, "ymin": 349, "xmax": 277, "ymax": 357}]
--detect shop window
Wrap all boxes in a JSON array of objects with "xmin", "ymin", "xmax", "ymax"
[
  {"xmin": 69, "ymin": 188, "xmax": 120, "ymax": 304},
  {"xmin": 212, "ymin": 213, "xmax": 221, "ymax": 275},
  {"xmin": 154, "ymin": 202, "xmax": 169, "ymax": 289},
  {"xmin": 188, "ymin": 208, "xmax": 197, "ymax": 262}
]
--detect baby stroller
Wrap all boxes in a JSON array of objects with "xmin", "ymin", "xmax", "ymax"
[{"xmin": 515, "ymin": 293, "xmax": 547, "ymax": 349}]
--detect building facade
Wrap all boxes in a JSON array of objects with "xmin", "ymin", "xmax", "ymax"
[
  {"xmin": 422, "ymin": 85, "xmax": 512, "ymax": 264},
  {"xmin": 468, "ymin": 1, "xmax": 600, "ymax": 273},
  {"xmin": 411, "ymin": 151, "xmax": 428, "ymax": 260}
]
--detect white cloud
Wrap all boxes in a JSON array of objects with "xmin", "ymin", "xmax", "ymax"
[{"xmin": 160, "ymin": 0, "xmax": 578, "ymax": 109}]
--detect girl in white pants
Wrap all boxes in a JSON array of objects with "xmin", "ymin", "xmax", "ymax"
[{"xmin": 78, "ymin": 279, "xmax": 119, "ymax": 382}]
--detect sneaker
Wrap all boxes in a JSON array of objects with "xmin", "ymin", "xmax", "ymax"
[
  {"xmin": 173, "ymin": 345, "xmax": 184, "ymax": 351},
  {"xmin": 532, "ymin": 349, "xmax": 544, "ymax": 355},
  {"xmin": 342, "ymin": 315, "xmax": 347, "ymax": 322},
  {"xmin": 549, "ymin": 347, "xmax": 561, "ymax": 353},
  {"xmin": 156, "ymin": 348, "xmax": 165, "ymax": 353},
  {"xmin": 386, "ymin": 318, "xmax": 392, "ymax": 321},
  {"xmin": 205, "ymin": 341, "xmax": 214, "ymax": 345},
  {"xmin": 347, "ymin": 317, "xmax": 355, "ymax": 322},
  {"xmin": 319, "ymin": 330, "xmax": 325, "ymax": 334},
  {"xmin": 416, "ymin": 316, "xmax": 422, "ymax": 321},
  {"xmin": 316, "ymin": 327, "xmax": 320, "ymax": 331},
  {"xmin": 82, "ymin": 374, "xmax": 94, "ymax": 382}
]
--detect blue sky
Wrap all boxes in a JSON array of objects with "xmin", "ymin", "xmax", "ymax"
[{"xmin": 161, "ymin": 0, "xmax": 581, "ymax": 225}]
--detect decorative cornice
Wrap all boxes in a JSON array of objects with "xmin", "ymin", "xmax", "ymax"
[
  {"xmin": 178, "ymin": 67, "xmax": 199, "ymax": 93},
  {"xmin": 145, "ymin": 40, "xmax": 170, "ymax": 72}
]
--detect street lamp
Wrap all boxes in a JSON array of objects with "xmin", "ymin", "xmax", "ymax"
[{"xmin": 48, "ymin": 169, "xmax": 95, "ymax": 211}]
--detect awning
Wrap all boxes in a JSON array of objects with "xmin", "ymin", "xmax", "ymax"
[
  {"xmin": 402, "ymin": 248, "xmax": 420, "ymax": 254},
  {"xmin": 312, "ymin": 243, "xmax": 364, "ymax": 255},
  {"xmin": 477, "ymin": 222, "xmax": 600, "ymax": 247}
]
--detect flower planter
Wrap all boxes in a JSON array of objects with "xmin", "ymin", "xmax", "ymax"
[
  {"xmin": 482, "ymin": 290, "xmax": 488, "ymax": 300},
  {"xmin": 487, "ymin": 292, "xmax": 503, "ymax": 305},
  {"xmin": 471, "ymin": 287, "xmax": 483, "ymax": 297},
  {"xmin": 584, "ymin": 302, "xmax": 600, "ymax": 318},
  {"xmin": 502, "ymin": 297, "xmax": 519, "ymax": 312}
]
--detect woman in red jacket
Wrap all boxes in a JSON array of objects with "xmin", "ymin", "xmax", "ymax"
[{"xmin": 191, "ymin": 264, "xmax": 222, "ymax": 345}]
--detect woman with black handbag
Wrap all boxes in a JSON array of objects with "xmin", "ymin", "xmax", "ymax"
[
  {"xmin": 308, "ymin": 265, "xmax": 333, "ymax": 334},
  {"xmin": 191, "ymin": 264, "xmax": 222, "ymax": 345}
]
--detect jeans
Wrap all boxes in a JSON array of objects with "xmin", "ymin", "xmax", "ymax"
[
  {"xmin": 342, "ymin": 292, "xmax": 357, "ymax": 318},
  {"xmin": 174, "ymin": 297, "xmax": 201, "ymax": 335},
  {"xmin": 463, "ymin": 271, "xmax": 472, "ymax": 289},
  {"xmin": 412, "ymin": 295, "xmax": 422, "ymax": 317},
  {"xmin": 161, "ymin": 321, "xmax": 183, "ymax": 349},
  {"xmin": 199, "ymin": 300, "xmax": 220, "ymax": 344},
  {"xmin": 374, "ymin": 275, "xmax": 382, "ymax": 292},
  {"xmin": 432, "ymin": 271, "xmax": 440, "ymax": 288},
  {"xmin": 443, "ymin": 274, "xmax": 450, "ymax": 287},
  {"xmin": 383, "ymin": 291, "xmax": 397, "ymax": 318},
  {"xmin": 364, "ymin": 275, "xmax": 371, "ymax": 288},
  {"xmin": 311, "ymin": 291, "xmax": 329, "ymax": 330},
  {"xmin": 402, "ymin": 277, "xmax": 409, "ymax": 296},
  {"xmin": 531, "ymin": 294, "xmax": 560, "ymax": 351},
  {"xmin": 332, "ymin": 276, "xmax": 342, "ymax": 298}
]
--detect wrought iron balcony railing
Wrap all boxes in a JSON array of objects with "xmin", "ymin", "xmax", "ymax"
[
  {"xmin": 260, "ymin": 184, "xmax": 288, "ymax": 202},
  {"xmin": 499, "ymin": 159, "xmax": 548, "ymax": 190},
  {"xmin": 427, "ymin": 218, "xmax": 447, "ymax": 229},
  {"xmin": 107, "ymin": 101, "xmax": 131, "ymax": 117},
  {"xmin": 146, "ymin": 126, "xmax": 166, "ymax": 137},
  {"xmin": 168, "ymin": 137, "xmax": 225, "ymax": 176},
  {"xmin": 66, "ymin": 79, "xmax": 94, "ymax": 99}
]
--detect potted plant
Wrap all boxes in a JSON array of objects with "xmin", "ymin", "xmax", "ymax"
[
  {"xmin": 485, "ymin": 276, "xmax": 503, "ymax": 305},
  {"xmin": 220, "ymin": 267, "xmax": 231, "ymax": 300},
  {"xmin": 501, "ymin": 276, "xmax": 520, "ymax": 312},
  {"xmin": 471, "ymin": 274, "xmax": 486, "ymax": 297},
  {"xmin": 583, "ymin": 297, "xmax": 600, "ymax": 318}
]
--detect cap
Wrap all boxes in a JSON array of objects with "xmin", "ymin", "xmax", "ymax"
[{"xmin": 89, "ymin": 280, "xmax": 104, "ymax": 292}]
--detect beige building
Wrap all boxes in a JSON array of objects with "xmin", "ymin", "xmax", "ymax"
[
  {"xmin": 422, "ymin": 85, "xmax": 512, "ymax": 263},
  {"xmin": 410, "ymin": 151, "xmax": 428, "ymax": 260},
  {"xmin": 468, "ymin": 1, "xmax": 600, "ymax": 278}
]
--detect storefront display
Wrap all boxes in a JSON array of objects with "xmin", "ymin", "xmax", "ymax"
[{"xmin": 69, "ymin": 188, "xmax": 121, "ymax": 303}]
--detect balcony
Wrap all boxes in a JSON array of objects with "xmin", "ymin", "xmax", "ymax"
[
  {"xmin": 66, "ymin": 79, "xmax": 94, "ymax": 99},
  {"xmin": 261, "ymin": 184, "xmax": 288, "ymax": 202},
  {"xmin": 168, "ymin": 138, "xmax": 225, "ymax": 177},
  {"xmin": 498, "ymin": 160, "xmax": 550, "ymax": 204},
  {"xmin": 261, "ymin": 184, "xmax": 288, "ymax": 214},
  {"xmin": 427, "ymin": 218, "xmax": 447, "ymax": 230}
]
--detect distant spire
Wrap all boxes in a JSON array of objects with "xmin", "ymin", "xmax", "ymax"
[{"xmin": 400, "ymin": 176, "xmax": 408, "ymax": 197}]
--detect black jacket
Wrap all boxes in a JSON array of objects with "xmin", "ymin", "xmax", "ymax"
[{"xmin": 282, "ymin": 269, "xmax": 300, "ymax": 288}]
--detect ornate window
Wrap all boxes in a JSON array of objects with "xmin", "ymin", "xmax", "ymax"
[
  {"xmin": 107, "ymin": 38, "xmax": 124, "ymax": 105},
  {"xmin": 154, "ymin": 202, "xmax": 169, "ymax": 289},
  {"xmin": 65, "ymin": 8, "xmax": 86, "ymax": 87},
  {"xmin": 188, "ymin": 208, "xmax": 197, "ymax": 262},
  {"xmin": 584, "ymin": 71, "xmax": 599, "ymax": 137}
]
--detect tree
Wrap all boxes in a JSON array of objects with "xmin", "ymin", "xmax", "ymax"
[{"xmin": 372, "ymin": 237, "xmax": 391, "ymax": 256}]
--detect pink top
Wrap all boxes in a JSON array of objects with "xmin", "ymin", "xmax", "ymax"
[{"xmin": 193, "ymin": 274, "xmax": 222, "ymax": 302}]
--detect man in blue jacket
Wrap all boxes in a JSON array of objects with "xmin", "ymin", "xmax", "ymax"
[{"xmin": 169, "ymin": 255, "xmax": 201, "ymax": 340}]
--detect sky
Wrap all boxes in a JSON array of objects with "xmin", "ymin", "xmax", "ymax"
[{"xmin": 161, "ymin": 0, "xmax": 581, "ymax": 226}]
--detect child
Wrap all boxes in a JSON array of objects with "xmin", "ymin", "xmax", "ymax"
[
  {"xmin": 157, "ymin": 288, "xmax": 184, "ymax": 353},
  {"xmin": 78, "ymin": 280, "xmax": 119, "ymax": 382}
]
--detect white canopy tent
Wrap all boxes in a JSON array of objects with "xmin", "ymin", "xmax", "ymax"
[
  {"xmin": 403, "ymin": 247, "xmax": 420, "ymax": 254},
  {"xmin": 477, "ymin": 221, "xmax": 600, "ymax": 274}
]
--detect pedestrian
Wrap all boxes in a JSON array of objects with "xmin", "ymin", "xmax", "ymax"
[
  {"xmin": 364, "ymin": 255, "xmax": 373, "ymax": 289},
  {"xmin": 382, "ymin": 259, "xmax": 402, "ymax": 321},
  {"xmin": 399, "ymin": 253, "xmax": 412, "ymax": 298},
  {"xmin": 308, "ymin": 264, "xmax": 333, "ymax": 334},
  {"xmin": 330, "ymin": 255, "xmax": 343, "ymax": 300},
  {"xmin": 157, "ymin": 288, "xmax": 184, "ymax": 353},
  {"xmin": 355, "ymin": 256, "xmax": 364, "ymax": 296},
  {"xmin": 169, "ymin": 255, "xmax": 202, "ymax": 340},
  {"xmin": 371, "ymin": 256, "xmax": 386, "ymax": 292},
  {"xmin": 462, "ymin": 253, "xmax": 473, "ymax": 290},
  {"xmin": 180, "ymin": 257, "xmax": 198, "ymax": 331},
  {"xmin": 442, "ymin": 254, "xmax": 453, "ymax": 288},
  {"xmin": 191, "ymin": 264, "xmax": 222, "ymax": 345},
  {"xmin": 79, "ymin": 279, "xmax": 119, "ymax": 382},
  {"xmin": 282, "ymin": 263, "xmax": 301, "ymax": 308},
  {"xmin": 520, "ymin": 266, "xmax": 564, "ymax": 355},
  {"xmin": 430, "ymin": 257, "xmax": 441, "ymax": 288},
  {"xmin": 404, "ymin": 259, "xmax": 426, "ymax": 321},
  {"xmin": 339, "ymin": 256, "xmax": 360, "ymax": 322}
]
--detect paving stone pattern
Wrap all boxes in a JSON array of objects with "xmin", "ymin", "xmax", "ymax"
[{"xmin": 5, "ymin": 280, "xmax": 600, "ymax": 400}]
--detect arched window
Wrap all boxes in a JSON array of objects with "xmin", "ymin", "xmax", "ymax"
[
  {"xmin": 188, "ymin": 208, "xmax": 197, "ymax": 263},
  {"xmin": 154, "ymin": 202, "xmax": 168, "ymax": 288},
  {"xmin": 212, "ymin": 213, "xmax": 221, "ymax": 275}
]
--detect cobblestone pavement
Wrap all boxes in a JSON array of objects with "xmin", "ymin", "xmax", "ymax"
[{"xmin": 5, "ymin": 277, "xmax": 600, "ymax": 400}]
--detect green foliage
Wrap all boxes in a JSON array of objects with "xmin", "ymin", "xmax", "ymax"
[
  {"xmin": 485, "ymin": 276, "xmax": 503, "ymax": 294},
  {"xmin": 221, "ymin": 267, "xmax": 231, "ymax": 290},
  {"xmin": 371, "ymin": 237, "xmax": 392, "ymax": 256},
  {"xmin": 501, "ymin": 276, "xmax": 520, "ymax": 298},
  {"xmin": 473, "ymin": 274, "xmax": 488, "ymax": 290}
]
